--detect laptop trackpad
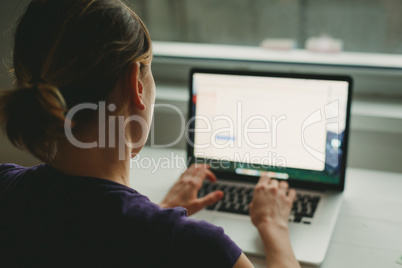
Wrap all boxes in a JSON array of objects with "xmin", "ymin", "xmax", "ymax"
[{"xmin": 211, "ymin": 216, "xmax": 265, "ymax": 256}]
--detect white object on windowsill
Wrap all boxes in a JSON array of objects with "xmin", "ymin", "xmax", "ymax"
[
  {"xmin": 260, "ymin": 38, "xmax": 297, "ymax": 51},
  {"xmin": 305, "ymin": 35, "xmax": 344, "ymax": 53}
]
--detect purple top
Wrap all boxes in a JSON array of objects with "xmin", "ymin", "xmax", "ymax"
[{"xmin": 0, "ymin": 163, "xmax": 242, "ymax": 267}]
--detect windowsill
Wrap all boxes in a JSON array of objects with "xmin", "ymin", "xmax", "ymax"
[{"xmin": 153, "ymin": 41, "xmax": 402, "ymax": 70}]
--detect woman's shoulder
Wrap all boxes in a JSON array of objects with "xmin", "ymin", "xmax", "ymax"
[
  {"xmin": 0, "ymin": 163, "xmax": 24, "ymax": 173},
  {"xmin": 0, "ymin": 163, "xmax": 44, "ymax": 175},
  {"xmin": 0, "ymin": 163, "xmax": 43, "ymax": 197},
  {"xmin": 0, "ymin": 163, "xmax": 34, "ymax": 182}
]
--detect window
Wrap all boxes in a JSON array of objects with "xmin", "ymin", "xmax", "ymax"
[{"xmin": 134, "ymin": 0, "xmax": 402, "ymax": 54}]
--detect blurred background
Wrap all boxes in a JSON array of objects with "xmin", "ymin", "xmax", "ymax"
[
  {"xmin": 133, "ymin": 0, "xmax": 402, "ymax": 54},
  {"xmin": 1, "ymin": 0, "xmax": 402, "ymax": 173}
]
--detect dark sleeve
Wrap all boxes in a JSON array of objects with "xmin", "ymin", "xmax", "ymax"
[
  {"xmin": 170, "ymin": 217, "xmax": 243, "ymax": 268},
  {"xmin": 0, "ymin": 164, "xmax": 25, "ymax": 198},
  {"xmin": 0, "ymin": 164, "xmax": 17, "ymax": 173}
]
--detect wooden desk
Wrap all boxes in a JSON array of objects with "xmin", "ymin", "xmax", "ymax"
[{"xmin": 129, "ymin": 147, "xmax": 402, "ymax": 268}]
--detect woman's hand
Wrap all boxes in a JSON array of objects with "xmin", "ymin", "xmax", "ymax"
[
  {"xmin": 159, "ymin": 164, "xmax": 223, "ymax": 216},
  {"xmin": 249, "ymin": 173, "xmax": 300, "ymax": 268},
  {"xmin": 249, "ymin": 173, "xmax": 296, "ymax": 230}
]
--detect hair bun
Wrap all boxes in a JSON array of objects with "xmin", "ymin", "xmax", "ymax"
[
  {"xmin": 29, "ymin": 77, "xmax": 46, "ymax": 85},
  {"xmin": 0, "ymin": 82, "xmax": 67, "ymax": 162},
  {"xmin": 34, "ymin": 83, "xmax": 67, "ymax": 118}
]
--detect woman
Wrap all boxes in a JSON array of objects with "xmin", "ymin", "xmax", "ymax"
[{"xmin": 0, "ymin": 0, "xmax": 300, "ymax": 267}]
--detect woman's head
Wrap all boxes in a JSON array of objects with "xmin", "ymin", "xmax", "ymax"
[{"xmin": 0, "ymin": 0, "xmax": 153, "ymax": 162}]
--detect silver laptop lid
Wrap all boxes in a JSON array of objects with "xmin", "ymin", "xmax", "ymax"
[{"xmin": 188, "ymin": 69, "xmax": 352, "ymax": 192}]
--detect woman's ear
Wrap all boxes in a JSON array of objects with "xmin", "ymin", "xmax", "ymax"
[{"xmin": 129, "ymin": 62, "xmax": 145, "ymax": 111}]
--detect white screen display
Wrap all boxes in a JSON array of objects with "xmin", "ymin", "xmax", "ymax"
[{"xmin": 192, "ymin": 73, "xmax": 349, "ymax": 172}]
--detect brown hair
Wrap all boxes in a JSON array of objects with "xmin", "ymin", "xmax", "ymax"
[{"xmin": 0, "ymin": 0, "xmax": 152, "ymax": 162}]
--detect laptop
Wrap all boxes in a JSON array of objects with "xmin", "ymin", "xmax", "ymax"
[{"xmin": 187, "ymin": 68, "xmax": 352, "ymax": 266}]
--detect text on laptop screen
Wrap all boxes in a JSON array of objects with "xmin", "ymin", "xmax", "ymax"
[{"xmin": 191, "ymin": 72, "xmax": 350, "ymax": 184}]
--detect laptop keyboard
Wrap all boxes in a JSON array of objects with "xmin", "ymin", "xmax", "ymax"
[{"xmin": 198, "ymin": 182, "xmax": 320, "ymax": 224}]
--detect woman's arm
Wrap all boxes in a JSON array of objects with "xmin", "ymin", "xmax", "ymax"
[
  {"xmin": 161, "ymin": 166, "xmax": 300, "ymax": 268},
  {"xmin": 232, "ymin": 174, "xmax": 299, "ymax": 268},
  {"xmin": 249, "ymin": 174, "xmax": 300, "ymax": 268},
  {"xmin": 233, "ymin": 253, "xmax": 254, "ymax": 268}
]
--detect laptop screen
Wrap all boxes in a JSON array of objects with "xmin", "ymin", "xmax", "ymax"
[{"xmin": 189, "ymin": 70, "xmax": 351, "ymax": 185}]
